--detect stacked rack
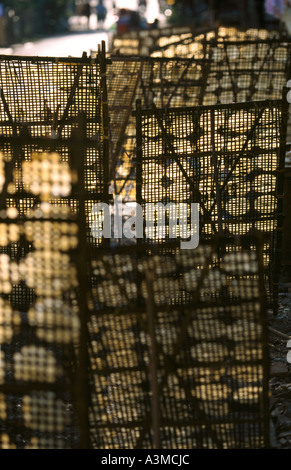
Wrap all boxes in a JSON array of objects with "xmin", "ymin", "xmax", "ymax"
[
  {"xmin": 0, "ymin": 49, "xmax": 109, "ymax": 449},
  {"xmin": 0, "ymin": 25, "xmax": 289, "ymax": 449},
  {"xmin": 87, "ymin": 236, "xmax": 269, "ymax": 449},
  {"xmin": 135, "ymin": 99, "xmax": 288, "ymax": 312},
  {"xmin": 106, "ymin": 32, "xmax": 291, "ymax": 196}
]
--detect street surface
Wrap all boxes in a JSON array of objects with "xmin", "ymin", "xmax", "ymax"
[{"xmin": 0, "ymin": 0, "xmax": 164, "ymax": 57}]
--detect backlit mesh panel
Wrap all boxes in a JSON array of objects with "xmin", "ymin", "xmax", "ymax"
[
  {"xmin": 0, "ymin": 151, "xmax": 81, "ymax": 449},
  {"xmin": 106, "ymin": 58, "xmax": 142, "ymax": 178},
  {"xmin": 201, "ymin": 39, "xmax": 291, "ymax": 105},
  {"xmin": 150, "ymin": 32, "xmax": 213, "ymax": 59},
  {"xmin": 215, "ymin": 27, "xmax": 284, "ymax": 41},
  {"xmin": 151, "ymin": 38, "xmax": 291, "ymax": 104},
  {"xmin": 110, "ymin": 25, "xmax": 280, "ymax": 58},
  {"xmin": 87, "ymin": 236, "xmax": 269, "ymax": 449},
  {"xmin": 0, "ymin": 50, "xmax": 110, "ymax": 449},
  {"xmin": 111, "ymin": 56, "xmax": 210, "ymax": 201},
  {"xmin": 109, "ymin": 36, "xmax": 291, "ymax": 201},
  {"xmin": 0, "ymin": 54, "xmax": 109, "ymax": 243},
  {"xmin": 109, "ymin": 25, "xmax": 198, "ymax": 56},
  {"xmin": 136, "ymin": 100, "xmax": 287, "ymax": 309},
  {"xmin": 137, "ymin": 58, "xmax": 209, "ymax": 108},
  {"xmin": 110, "ymin": 36, "xmax": 141, "ymax": 56},
  {"xmin": 151, "ymin": 27, "xmax": 286, "ymax": 58},
  {"xmin": 0, "ymin": 56, "xmax": 102, "ymax": 141},
  {"xmin": 114, "ymin": 132, "xmax": 136, "ymax": 201}
]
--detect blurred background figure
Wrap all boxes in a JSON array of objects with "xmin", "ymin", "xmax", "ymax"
[
  {"xmin": 83, "ymin": 2, "xmax": 91, "ymax": 30},
  {"xmin": 96, "ymin": 0, "xmax": 107, "ymax": 30},
  {"xmin": 265, "ymin": 0, "xmax": 291, "ymax": 32},
  {"xmin": 116, "ymin": 8, "xmax": 131, "ymax": 34},
  {"xmin": 116, "ymin": 8, "xmax": 147, "ymax": 35},
  {"xmin": 150, "ymin": 18, "xmax": 159, "ymax": 29},
  {"xmin": 74, "ymin": 0, "xmax": 91, "ymax": 30},
  {"xmin": 138, "ymin": 0, "xmax": 147, "ymax": 14}
]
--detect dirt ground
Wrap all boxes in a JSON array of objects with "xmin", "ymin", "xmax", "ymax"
[{"xmin": 269, "ymin": 267, "xmax": 291, "ymax": 448}]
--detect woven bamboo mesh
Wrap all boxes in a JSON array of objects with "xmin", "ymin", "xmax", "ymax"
[
  {"xmin": 109, "ymin": 24, "xmax": 198, "ymax": 56},
  {"xmin": 200, "ymin": 39, "xmax": 291, "ymax": 105},
  {"xmin": 106, "ymin": 58, "xmax": 142, "ymax": 179},
  {"xmin": 0, "ymin": 149, "xmax": 81, "ymax": 449},
  {"xmin": 0, "ymin": 55, "xmax": 108, "ymax": 244},
  {"xmin": 109, "ymin": 26, "xmax": 285, "ymax": 58},
  {"xmin": 0, "ymin": 52, "xmax": 108, "ymax": 449},
  {"xmin": 0, "ymin": 28, "xmax": 288, "ymax": 448},
  {"xmin": 109, "ymin": 56, "xmax": 210, "ymax": 200},
  {"xmin": 150, "ymin": 26, "xmax": 287, "ymax": 58},
  {"xmin": 87, "ymin": 236, "xmax": 269, "ymax": 449},
  {"xmin": 136, "ymin": 100, "xmax": 287, "ymax": 311},
  {"xmin": 106, "ymin": 34, "xmax": 291, "ymax": 202}
]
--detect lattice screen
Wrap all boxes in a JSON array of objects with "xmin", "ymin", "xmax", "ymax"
[
  {"xmin": 0, "ymin": 150, "xmax": 81, "ymax": 449},
  {"xmin": 135, "ymin": 99, "xmax": 287, "ymax": 311},
  {"xmin": 151, "ymin": 27, "xmax": 287, "ymax": 58},
  {"xmin": 109, "ymin": 34, "xmax": 291, "ymax": 200},
  {"xmin": 0, "ymin": 54, "xmax": 109, "ymax": 244},
  {"xmin": 0, "ymin": 37, "xmax": 283, "ymax": 450},
  {"xmin": 0, "ymin": 49, "xmax": 110, "ymax": 449},
  {"xmin": 110, "ymin": 56, "xmax": 210, "ymax": 201},
  {"xmin": 87, "ymin": 236, "xmax": 269, "ymax": 449},
  {"xmin": 201, "ymin": 39, "xmax": 291, "ymax": 105},
  {"xmin": 106, "ymin": 58, "xmax": 142, "ymax": 179},
  {"xmin": 109, "ymin": 26, "xmax": 281, "ymax": 58},
  {"xmin": 109, "ymin": 25, "xmax": 198, "ymax": 56}
]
